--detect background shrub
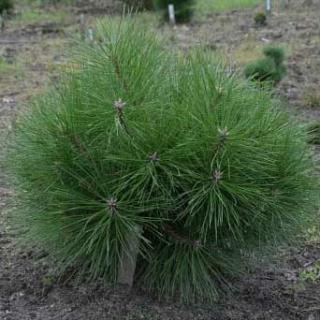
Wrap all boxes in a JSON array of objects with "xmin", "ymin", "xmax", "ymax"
[
  {"xmin": 0, "ymin": 0, "xmax": 13, "ymax": 14},
  {"xmin": 244, "ymin": 46, "xmax": 286, "ymax": 85},
  {"xmin": 154, "ymin": 0, "xmax": 194, "ymax": 23},
  {"xmin": 254, "ymin": 12, "xmax": 267, "ymax": 26},
  {"xmin": 7, "ymin": 20, "xmax": 316, "ymax": 303}
]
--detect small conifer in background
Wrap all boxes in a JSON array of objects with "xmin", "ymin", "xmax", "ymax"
[
  {"xmin": 154, "ymin": 0, "xmax": 194, "ymax": 23},
  {"xmin": 254, "ymin": 12, "xmax": 267, "ymax": 26},
  {"xmin": 245, "ymin": 46, "xmax": 286, "ymax": 85},
  {"xmin": 0, "ymin": 0, "xmax": 13, "ymax": 14}
]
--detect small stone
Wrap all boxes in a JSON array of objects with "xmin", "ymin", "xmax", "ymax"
[{"xmin": 2, "ymin": 97, "xmax": 14, "ymax": 104}]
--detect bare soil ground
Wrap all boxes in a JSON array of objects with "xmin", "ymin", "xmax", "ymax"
[{"xmin": 1, "ymin": 1, "xmax": 320, "ymax": 319}]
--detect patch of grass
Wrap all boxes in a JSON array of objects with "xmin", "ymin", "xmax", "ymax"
[
  {"xmin": 196, "ymin": 0, "xmax": 260, "ymax": 14},
  {"xmin": 20, "ymin": 0, "xmax": 74, "ymax": 5},
  {"xmin": 39, "ymin": 0, "xmax": 74, "ymax": 4},
  {"xmin": 305, "ymin": 226, "xmax": 320, "ymax": 246},
  {"xmin": 0, "ymin": 58, "xmax": 24, "ymax": 79},
  {"xmin": 10, "ymin": 8, "xmax": 70, "ymax": 27},
  {"xmin": 300, "ymin": 261, "xmax": 320, "ymax": 283},
  {"xmin": 303, "ymin": 88, "xmax": 320, "ymax": 108},
  {"xmin": 232, "ymin": 40, "xmax": 264, "ymax": 65}
]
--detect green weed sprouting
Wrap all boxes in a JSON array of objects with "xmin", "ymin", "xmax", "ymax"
[
  {"xmin": 154, "ymin": 0, "xmax": 195, "ymax": 23},
  {"xmin": 244, "ymin": 46, "xmax": 286, "ymax": 85},
  {"xmin": 7, "ymin": 20, "xmax": 317, "ymax": 303}
]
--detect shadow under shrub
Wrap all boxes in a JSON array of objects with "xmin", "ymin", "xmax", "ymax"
[{"xmin": 7, "ymin": 20, "xmax": 316, "ymax": 303}]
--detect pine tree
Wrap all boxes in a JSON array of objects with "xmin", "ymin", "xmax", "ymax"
[{"xmin": 7, "ymin": 20, "xmax": 316, "ymax": 302}]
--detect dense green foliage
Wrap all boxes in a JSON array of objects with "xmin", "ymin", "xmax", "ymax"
[
  {"xmin": 154, "ymin": 0, "xmax": 194, "ymax": 23},
  {"xmin": 254, "ymin": 12, "xmax": 267, "ymax": 26},
  {"xmin": 245, "ymin": 46, "xmax": 286, "ymax": 85},
  {"xmin": 7, "ymin": 20, "xmax": 316, "ymax": 302},
  {"xmin": 0, "ymin": 0, "xmax": 13, "ymax": 14},
  {"xmin": 263, "ymin": 46, "xmax": 285, "ymax": 66}
]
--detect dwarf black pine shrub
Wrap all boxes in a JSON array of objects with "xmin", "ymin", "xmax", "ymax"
[
  {"xmin": 7, "ymin": 20, "xmax": 316, "ymax": 303},
  {"xmin": 245, "ymin": 46, "xmax": 286, "ymax": 85},
  {"xmin": 154, "ymin": 0, "xmax": 194, "ymax": 23}
]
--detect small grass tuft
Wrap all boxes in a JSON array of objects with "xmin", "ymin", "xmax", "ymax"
[
  {"xmin": 303, "ymin": 88, "xmax": 320, "ymax": 108},
  {"xmin": 0, "ymin": 58, "xmax": 25, "ymax": 79},
  {"xmin": 10, "ymin": 8, "xmax": 70, "ymax": 27},
  {"xmin": 196, "ymin": 0, "xmax": 260, "ymax": 14},
  {"xmin": 300, "ymin": 261, "xmax": 320, "ymax": 283}
]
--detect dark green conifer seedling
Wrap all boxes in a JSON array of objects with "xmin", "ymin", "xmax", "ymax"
[
  {"xmin": 7, "ymin": 20, "xmax": 316, "ymax": 303},
  {"xmin": 254, "ymin": 12, "xmax": 267, "ymax": 26},
  {"xmin": 0, "ymin": 0, "xmax": 13, "ymax": 14},
  {"xmin": 154, "ymin": 0, "xmax": 194, "ymax": 23},
  {"xmin": 245, "ymin": 46, "xmax": 286, "ymax": 85}
]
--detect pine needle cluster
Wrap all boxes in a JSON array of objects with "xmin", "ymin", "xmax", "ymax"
[{"xmin": 7, "ymin": 20, "xmax": 316, "ymax": 302}]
